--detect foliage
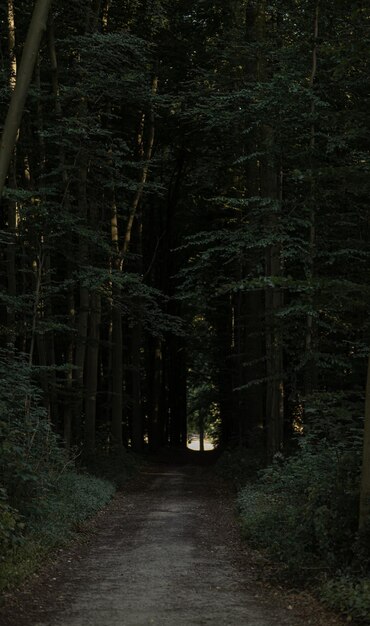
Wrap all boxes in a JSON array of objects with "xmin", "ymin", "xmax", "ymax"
[
  {"xmin": 0, "ymin": 491, "xmax": 22, "ymax": 558},
  {"xmin": 216, "ymin": 447, "xmax": 264, "ymax": 489},
  {"xmin": 238, "ymin": 431, "xmax": 362, "ymax": 579},
  {"xmin": 0, "ymin": 348, "xmax": 65, "ymax": 519},
  {"xmin": 83, "ymin": 449, "xmax": 141, "ymax": 488},
  {"xmin": 0, "ymin": 471, "xmax": 114, "ymax": 592},
  {"xmin": 321, "ymin": 577, "xmax": 370, "ymax": 624},
  {"xmin": 28, "ymin": 471, "xmax": 115, "ymax": 540}
]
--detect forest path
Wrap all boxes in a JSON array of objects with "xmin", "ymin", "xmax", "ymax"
[{"xmin": 1, "ymin": 464, "xmax": 344, "ymax": 626}]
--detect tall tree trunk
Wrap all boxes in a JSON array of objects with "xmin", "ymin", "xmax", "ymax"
[
  {"xmin": 262, "ymin": 144, "xmax": 284, "ymax": 459},
  {"xmin": 84, "ymin": 291, "xmax": 101, "ymax": 454},
  {"xmin": 119, "ymin": 75, "xmax": 158, "ymax": 261},
  {"xmin": 47, "ymin": 16, "xmax": 62, "ymax": 116},
  {"xmin": 264, "ymin": 237, "xmax": 284, "ymax": 459},
  {"xmin": 5, "ymin": 0, "xmax": 18, "ymax": 343},
  {"xmin": 168, "ymin": 335, "xmax": 187, "ymax": 448},
  {"xmin": 360, "ymin": 353, "xmax": 370, "ymax": 530},
  {"xmin": 0, "ymin": 0, "xmax": 53, "ymax": 200},
  {"xmin": 199, "ymin": 414, "xmax": 205, "ymax": 452},
  {"xmin": 214, "ymin": 298, "xmax": 235, "ymax": 447},
  {"xmin": 110, "ymin": 193, "xmax": 124, "ymax": 449},
  {"xmin": 7, "ymin": 0, "xmax": 17, "ymax": 91},
  {"xmin": 304, "ymin": 4, "xmax": 319, "ymax": 397},
  {"xmin": 74, "ymin": 162, "xmax": 90, "ymax": 438},
  {"xmin": 243, "ymin": 291, "xmax": 265, "ymax": 443},
  {"xmin": 250, "ymin": 0, "xmax": 284, "ymax": 458},
  {"xmin": 64, "ymin": 286, "xmax": 75, "ymax": 450},
  {"xmin": 131, "ymin": 321, "xmax": 143, "ymax": 451},
  {"xmin": 148, "ymin": 338, "xmax": 162, "ymax": 450},
  {"xmin": 111, "ymin": 284, "xmax": 123, "ymax": 448}
]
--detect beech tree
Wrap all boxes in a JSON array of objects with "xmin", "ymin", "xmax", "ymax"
[
  {"xmin": 360, "ymin": 353, "xmax": 370, "ymax": 530},
  {"xmin": 0, "ymin": 0, "xmax": 53, "ymax": 200}
]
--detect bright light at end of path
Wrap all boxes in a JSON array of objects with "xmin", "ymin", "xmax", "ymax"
[{"xmin": 187, "ymin": 438, "xmax": 215, "ymax": 451}]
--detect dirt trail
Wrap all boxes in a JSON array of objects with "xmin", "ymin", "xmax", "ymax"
[{"xmin": 1, "ymin": 465, "xmax": 344, "ymax": 626}]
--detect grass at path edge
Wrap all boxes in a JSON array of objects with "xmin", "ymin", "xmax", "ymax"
[{"xmin": 0, "ymin": 452, "xmax": 140, "ymax": 597}]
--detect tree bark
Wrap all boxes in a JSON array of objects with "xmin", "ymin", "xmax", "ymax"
[
  {"xmin": 359, "ymin": 352, "xmax": 370, "ymax": 530},
  {"xmin": 0, "ymin": 0, "xmax": 53, "ymax": 201},
  {"xmin": 74, "ymin": 162, "xmax": 90, "ymax": 437},
  {"xmin": 148, "ymin": 338, "xmax": 162, "ymax": 450},
  {"xmin": 84, "ymin": 292, "xmax": 101, "ymax": 455},
  {"xmin": 131, "ymin": 321, "xmax": 143, "ymax": 451},
  {"xmin": 5, "ymin": 0, "xmax": 18, "ymax": 342},
  {"xmin": 168, "ymin": 335, "xmax": 187, "ymax": 448},
  {"xmin": 304, "ymin": 4, "xmax": 319, "ymax": 396},
  {"xmin": 120, "ymin": 75, "xmax": 158, "ymax": 260},
  {"xmin": 63, "ymin": 287, "xmax": 75, "ymax": 450},
  {"xmin": 261, "ymin": 136, "xmax": 284, "ymax": 459},
  {"xmin": 111, "ymin": 282, "xmax": 123, "ymax": 448}
]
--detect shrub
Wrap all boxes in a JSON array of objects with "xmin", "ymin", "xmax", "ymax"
[
  {"xmin": 0, "ymin": 489, "xmax": 22, "ymax": 557},
  {"xmin": 321, "ymin": 577, "xmax": 370, "ymax": 623},
  {"xmin": 0, "ymin": 349, "xmax": 66, "ymax": 518},
  {"xmin": 83, "ymin": 449, "xmax": 140, "ymax": 487},
  {"xmin": 238, "ymin": 435, "xmax": 361, "ymax": 578},
  {"xmin": 0, "ymin": 471, "xmax": 115, "ymax": 592},
  {"xmin": 216, "ymin": 446, "xmax": 264, "ymax": 488},
  {"xmin": 28, "ymin": 471, "xmax": 115, "ymax": 543}
]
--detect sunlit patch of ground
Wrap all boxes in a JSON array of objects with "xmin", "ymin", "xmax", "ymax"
[{"xmin": 187, "ymin": 437, "xmax": 214, "ymax": 451}]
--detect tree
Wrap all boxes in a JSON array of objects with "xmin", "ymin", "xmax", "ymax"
[
  {"xmin": 359, "ymin": 352, "xmax": 370, "ymax": 530},
  {"xmin": 0, "ymin": 0, "xmax": 53, "ymax": 200}
]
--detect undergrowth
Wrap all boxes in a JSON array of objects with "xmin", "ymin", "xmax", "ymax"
[
  {"xmin": 232, "ymin": 393, "xmax": 370, "ymax": 623},
  {"xmin": 0, "ymin": 348, "xmax": 139, "ymax": 595},
  {"xmin": 83, "ymin": 449, "xmax": 141, "ymax": 487},
  {"xmin": 216, "ymin": 445, "xmax": 264, "ymax": 488},
  {"xmin": 0, "ymin": 471, "xmax": 114, "ymax": 593}
]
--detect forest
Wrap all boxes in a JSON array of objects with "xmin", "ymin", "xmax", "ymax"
[{"xmin": 0, "ymin": 0, "xmax": 370, "ymax": 622}]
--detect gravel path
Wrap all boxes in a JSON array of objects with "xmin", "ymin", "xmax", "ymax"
[{"xmin": 0, "ymin": 465, "xmax": 345, "ymax": 626}]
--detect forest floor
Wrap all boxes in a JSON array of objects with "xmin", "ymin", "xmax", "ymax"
[{"xmin": 0, "ymin": 461, "xmax": 347, "ymax": 626}]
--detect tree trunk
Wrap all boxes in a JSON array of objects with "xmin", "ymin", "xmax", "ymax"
[
  {"xmin": 84, "ymin": 291, "xmax": 101, "ymax": 455},
  {"xmin": 119, "ymin": 75, "xmax": 158, "ymax": 261},
  {"xmin": 111, "ymin": 281, "xmax": 123, "ymax": 449},
  {"xmin": 7, "ymin": 0, "xmax": 17, "ymax": 90},
  {"xmin": 265, "ymin": 236, "xmax": 284, "ymax": 459},
  {"xmin": 148, "ymin": 338, "xmax": 162, "ymax": 450},
  {"xmin": 168, "ymin": 335, "xmax": 187, "ymax": 448},
  {"xmin": 5, "ymin": 0, "xmax": 18, "ymax": 343},
  {"xmin": 47, "ymin": 16, "xmax": 62, "ymax": 116},
  {"xmin": 64, "ymin": 287, "xmax": 75, "ymax": 450},
  {"xmin": 0, "ymin": 0, "xmax": 53, "ymax": 200},
  {"xmin": 359, "ymin": 352, "xmax": 370, "ymax": 530},
  {"xmin": 131, "ymin": 321, "xmax": 143, "ymax": 451},
  {"xmin": 199, "ymin": 414, "xmax": 205, "ymax": 452},
  {"xmin": 261, "ymin": 133, "xmax": 284, "ymax": 460},
  {"xmin": 244, "ymin": 291, "xmax": 265, "ymax": 444},
  {"xmin": 74, "ymin": 162, "xmax": 90, "ymax": 437},
  {"xmin": 304, "ymin": 4, "xmax": 319, "ymax": 397}
]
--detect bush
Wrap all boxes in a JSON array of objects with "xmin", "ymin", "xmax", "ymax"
[
  {"xmin": 0, "ymin": 347, "xmax": 121, "ymax": 592},
  {"xmin": 0, "ymin": 349, "xmax": 66, "ymax": 519},
  {"xmin": 0, "ymin": 490, "xmax": 22, "ymax": 557},
  {"xmin": 321, "ymin": 577, "xmax": 370, "ymax": 623},
  {"xmin": 28, "ymin": 471, "xmax": 115, "ymax": 542},
  {"xmin": 0, "ymin": 470, "xmax": 114, "ymax": 592},
  {"xmin": 216, "ymin": 446, "xmax": 264, "ymax": 488},
  {"xmin": 238, "ymin": 435, "xmax": 361, "ymax": 578},
  {"xmin": 83, "ymin": 449, "xmax": 140, "ymax": 487}
]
